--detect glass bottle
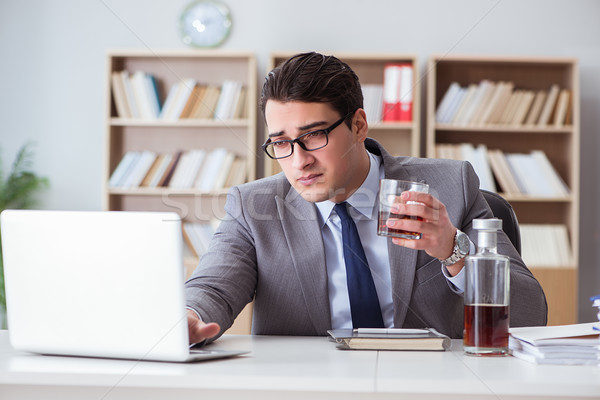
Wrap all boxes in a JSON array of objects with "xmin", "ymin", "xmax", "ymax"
[{"xmin": 463, "ymin": 218, "xmax": 510, "ymax": 356}]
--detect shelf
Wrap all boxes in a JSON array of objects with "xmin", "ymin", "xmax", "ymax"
[
  {"xmin": 110, "ymin": 118, "xmax": 251, "ymax": 128},
  {"xmin": 500, "ymin": 194, "xmax": 573, "ymax": 203},
  {"xmin": 108, "ymin": 187, "xmax": 230, "ymax": 196},
  {"xmin": 434, "ymin": 124, "xmax": 573, "ymax": 134},
  {"xmin": 369, "ymin": 121, "xmax": 415, "ymax": 130}
]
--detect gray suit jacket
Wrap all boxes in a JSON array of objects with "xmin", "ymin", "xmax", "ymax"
[{"xmin": 185, "ymin": 139, "xmax": 547, "ymax": 339}]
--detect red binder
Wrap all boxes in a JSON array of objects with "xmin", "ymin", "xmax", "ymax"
[{"xmin": 382, "ymin": 63, "xmax": 413, "ymax": 122}]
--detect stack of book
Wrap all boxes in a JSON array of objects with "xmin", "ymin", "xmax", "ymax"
[
  {"xmin": 520, "ymin": 224, "xmax": 573, "ymax": 267},
  {"xmin": 111, "ymin": 71, "xmax": 246, "ymax": 121},
  {"xmin": 108, "ymin": 148, "xmax": 247, "ymax": 191},
  {"xmin": 436, "ymin": 80, "xmax": 572, "ymax": 127},
  {"xmin": 182, "ymin": 221, "xmax": 218, "ymax": 258},
  {"xmin": 509, "ymin": 323, "xmax": 600, "ymax": 365},
  {"xmin": 436, "ymin": 143, "xmax": 570, "ymax": 197}
]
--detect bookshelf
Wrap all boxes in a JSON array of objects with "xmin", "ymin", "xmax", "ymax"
[
  {"xmin": 103, "ymin": 50, "xmax": 257, "ymax": 334},
  {"xmin": 426, "ymin": 55, "xmax": 580, "ymax": 325},
  {"xmin": 264, "ymin": 52, "xmax": 421, "ymax": 176}
]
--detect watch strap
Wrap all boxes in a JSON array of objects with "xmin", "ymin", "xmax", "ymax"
[{"xmin": 439, "ymin": 230, "xmax": 469, "ymax": 267}]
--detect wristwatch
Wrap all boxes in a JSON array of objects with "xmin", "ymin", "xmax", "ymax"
[{"xmin": 439, "ymin": 229, "xmax": 470, "ymax": 267}]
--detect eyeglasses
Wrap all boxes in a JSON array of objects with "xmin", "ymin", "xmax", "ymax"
[{"xmin": 262, "ymin": 111, "xmax": 354, "ymax": 160}]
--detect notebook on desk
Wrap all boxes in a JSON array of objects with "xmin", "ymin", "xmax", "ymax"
[{"xmin": 0, "ymin": 209, "xmax": 247, "ymax": 362}]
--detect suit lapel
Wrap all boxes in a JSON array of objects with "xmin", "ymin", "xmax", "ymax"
[{"xmin": 276, "ymin": 189, "xmax": 331, "ymax": 333}]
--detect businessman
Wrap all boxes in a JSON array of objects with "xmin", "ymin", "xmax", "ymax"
[{"xmin": 185, "ymin": 52, "xmax": 547, "ymax": 343}]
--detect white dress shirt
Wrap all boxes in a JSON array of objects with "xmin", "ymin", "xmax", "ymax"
[{"xmin": 315, "ymin": 152, "xmax": 466, "ymax": 330}]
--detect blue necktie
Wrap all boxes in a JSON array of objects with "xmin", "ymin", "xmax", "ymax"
[{"xmin": 334, "ymin": 202, "xmax": 384, "ymax": 328}]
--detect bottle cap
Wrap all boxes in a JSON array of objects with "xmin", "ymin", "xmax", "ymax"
[{"xmin": 473, "ymin": 218, "xmax": 502, "ymax": 231}]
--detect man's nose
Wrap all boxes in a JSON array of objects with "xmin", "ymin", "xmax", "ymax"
[{"xmin": 290, "ymin": 144, "xmax": 315, "ymax": 170}]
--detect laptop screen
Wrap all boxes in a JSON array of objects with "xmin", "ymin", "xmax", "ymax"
[{"xmin": 1, "ymin": 210, "xmax": 192, "ymax": 362}]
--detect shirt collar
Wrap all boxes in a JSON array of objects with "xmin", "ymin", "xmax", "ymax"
[{"xmin": 315, "ymin": 152, "xmax": 384, "ymax": 227}]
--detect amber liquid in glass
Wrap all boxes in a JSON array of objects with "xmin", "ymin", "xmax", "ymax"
[
  {"xmin": 377, "ymin": 211, "xmax": 423, "ymax": 239},
  {"xmin": 464, "ymin": 304, "xmax": 509, "ymax": 352}
]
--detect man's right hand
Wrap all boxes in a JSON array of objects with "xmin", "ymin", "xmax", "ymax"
[{"xmin": 187, "ymin": 309, "xmax": 221, "ymax": 344}]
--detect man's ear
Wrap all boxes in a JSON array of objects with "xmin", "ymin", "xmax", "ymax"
[{"xmin": 352, "ymin": 108, "xmax": 369, "ymax": 143}]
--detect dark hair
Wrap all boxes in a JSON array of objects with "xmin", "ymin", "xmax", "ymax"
[{"xmin": 260, "ymin": 52, "xmax": 363, "ymax": 128}]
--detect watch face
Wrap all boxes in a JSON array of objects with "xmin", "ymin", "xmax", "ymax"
[
  {"xmin": 456, "ymin": 231, "xmax": 470, "ymax": 254},
  {"xmin": 180, "ymin": 0, "xmax": 232, "ymax": 48}
]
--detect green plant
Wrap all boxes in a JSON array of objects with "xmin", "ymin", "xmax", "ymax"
[{"xmin": 0, "ymin": 143, "xmax": 49, "ymax": 326}]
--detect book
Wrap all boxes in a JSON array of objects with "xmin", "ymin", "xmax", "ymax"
[
  {"xmin": 477, "ymin": 81, "xmax": 512, "ymax": 125},
  {"xmin": 108, "ymin": 151, "xmax": 138, "ymax": 188},
  {"xmin": 362, "ymin": 84, "xmax": 384, "ymax": 124},
  {"xmin": 459, "ymin": 143, "xmax": 496, "ymax": 192},
  {"xmin": 509, "ymin": 322, "xmax": 600, "ymax": 365},
  {"xmin": 110, "ymin": 71, "xmax": 132, "ymax": 118},
  {"xmin": 186, "ymin": 85, "xmax": 208, "ymax": 118},
  {"xmin": 224, "ymin": 158, "xmax": 247, "ymax": 187},
  {"xmin": 537, "ymin": 84, "xmax": 560, "ymax": 126},
  {"xmin": 498, "ymin": 90, "xmax": 523, "ymax": 125},
  {"xmin": 130, "ymin": 71, "xmax": 155, "ymax": 120},
  {"xmin": 160, "ymin": 79, "xmax": 197, "ymax": 120},
  {"xmin": 511, "ymin": 90, "xmax": 535, "ymax": 126},
  {"xmin": 191, "ymin": 85, "xmax": 221, "ymax": 119},
  {"xmin": 179, "ymin": 84, "xmax": 203, "ymax": 119},
  {"xmin": 194, "ymin": 148, "xmax": 229, "ymax": 191},
  {"xmin": 520, "ymin": 224, "xmax": 573, "ymax": 267},
  {"xmin": 505, "ymin": 152, "xmax": 558, "ymax": 197},
  {"xmin": 449, "ymin": 84, "xmax": 477, "ymax": 125},
  {"xmin": 553, "ymin": 89, "xmax": 571, "ymax": 127},
  {"xmin": 487, "ymin": 149, "xmax": 522, "ymax": 195},
  {"xmin": 140, "ymin": 154, "xmax": 164, "ymax": 187},
  {"xmin": 468, "ymin": 81, "xmax": 498, "ymax": 125},
  {"xmin": 121, "ymin": 150, "xmax": 157, "ymax": 188},
  {"xmin": 119, "ymin": 71, "xmax": 139, "ymax": 119},
  {"xmin": 441, "ymin": 86, "xmax": 467, "ymax": 124},
  {"xmin": 157, "ymin": 151, "xmax": 183, "ymax": 187},
  {"xmin": 145, "ymin": 74, "xmax": 161, "ymax": 118},
  {"xmin": 457, "ymin": 80, "xmax": 493, "ymax": 125},
  {"xmin": 182, "ymin": 222, "xmax": 217, "ymax": 258},
  {"xmin": 530, "ymin": 150, "xmax": 570, "ymax": 196},
  {"xmin": 524, "ymin": 90, "xmax": 547, "ymax": 125},
  {"xmin": 233, "ymin": 86, "xmax": 248, "ymax": 119},
  {"xmin": 212, "ymin": 151, "xmax": 236, "ymax": 190},
  {"xmin": 147, "ymin": 153, "xmax": 173, "ymax": 188},
  {"xmin": 490, "ymin": 82, "xmax": 516, "ymax": 124},
  {"xmin": 435, "ymin": 82, "xmax": 460, "ymax": 123},
  {"xmin": 327, "ymin": 328, "xmax": 451, "ymax": 351}
]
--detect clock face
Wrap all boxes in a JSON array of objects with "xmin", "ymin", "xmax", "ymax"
[{"xmin": 179, "ymin": 0, "xmax": 232, "ymax": 48}]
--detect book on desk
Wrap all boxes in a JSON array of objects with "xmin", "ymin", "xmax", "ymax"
[
  {"xmin": 327, "ymin": 328, "xmax": 451, "ymax": 351},
  {"xmin": 509, "ymin": 322, "xmax": 600, "ymax": 365}
]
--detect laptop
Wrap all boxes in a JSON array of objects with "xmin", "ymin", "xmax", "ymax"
[{"xmin": 0, "ymin": 209, "xmax": 247, "ymax": 362}]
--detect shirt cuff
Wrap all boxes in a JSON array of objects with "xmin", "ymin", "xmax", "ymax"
[
  {"xmin": 440, "ymin": 239, "xmax": 475, "ymax": 294},
  {"xmin": 186, "ymin": 306, "xmax": 202, "ymax": 321},
  {"xmin": 442, "ymin": 265, "xmax": 465, "ymax": 293}
]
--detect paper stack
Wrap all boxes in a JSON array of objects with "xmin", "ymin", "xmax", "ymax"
[{"xmin": 509, "ymin": 322, "xmax": 600, "ymax": 365}]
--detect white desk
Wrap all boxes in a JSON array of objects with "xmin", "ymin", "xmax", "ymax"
[{"xmin": 0, "ymin": 330, "xmax": 598, "ymax": 399}]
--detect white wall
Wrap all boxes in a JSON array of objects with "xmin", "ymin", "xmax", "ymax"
[{"xmin": 1, "ymin": 0, "xmax": 599, "ymax": 321}]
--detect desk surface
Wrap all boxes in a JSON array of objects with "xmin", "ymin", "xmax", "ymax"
[{"xmin": 0, "ymin": 331, "xmax": 598, "ymax": 400}]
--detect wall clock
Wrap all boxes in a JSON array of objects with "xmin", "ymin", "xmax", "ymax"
[{"xmin": 179, "ymin": 0, "xmax": 232, "ymax": 48}]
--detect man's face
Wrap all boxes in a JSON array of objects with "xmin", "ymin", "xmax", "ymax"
[{"xmin": 264, "ymin": 101, "xmax": 369, "ymax": 203}]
